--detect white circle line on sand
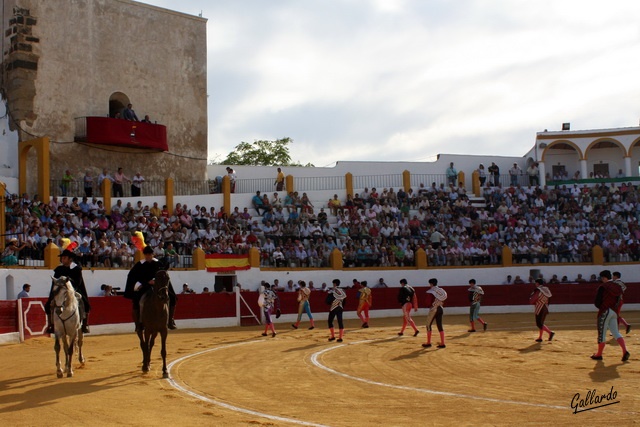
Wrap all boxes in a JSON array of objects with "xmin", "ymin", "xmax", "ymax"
[
  {"xmin": 309, "ymin": 339, "xmax": 634, "ymax": 413},
  {"xmin": 166, "ymin": 340, "xmax": 330, "ymax": 427}
]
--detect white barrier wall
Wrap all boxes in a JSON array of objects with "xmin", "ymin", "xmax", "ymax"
[{"xmin": 2, "ymin": 263, "xmax": 639, "ymax": 300}]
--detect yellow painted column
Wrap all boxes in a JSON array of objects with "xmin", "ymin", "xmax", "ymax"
[
  {"xmin": 165, "ymin": 178, "xmax": 174, "ymax": 216},
  {"xmin": 415, "ymin": 247, "xmax": 427, "ymax": 269},
  {"xmin": 403, "ymin": 170, "xmax": 411, "ymax": 193},
  {"xmin": 222, "ymin": 175, "xmax": 231, "ymax": 216},
  {"xmin": 329, "ymin": 248, "xmax": 343, "ymax": 269},
  {"xmin": 249, "ymin": 247, "xmax": 260, "ymax": 268},
  {"xmin": 18, "ymin": 137, "xmax": 50, "ymax": 201},
  {"xmin": 457, "ymin": 171, "xmax": 465, "ymax": 189},
  {"xmin": 501, "ymin": 245, "xmax": 513, "ymax": 267},
  {"xmin": 37, "ymin": 137, "xmax": 51, "ymax": 201},
  {"xmin": 472, "ymin": 170, "xmax": 480, "ymax": 197},
  {"xmin": 45, "ymin": 242, "xmax": 61, "ymax": 269},
  {"xmin": 345, "ymin": 173, "xmax": 353, "ymax": 198},
  {"xmin": 592, "ymin": 245, "xmax": 604, "ymax": 265},
  {"xmin": 286, "ymin": 174, "xmax": 294, "ymax": 193},
  {"xmin": 0, "ymin": 182, "xmax": 6, "ymax": 250},
  {"xmin": 102, "ymin": 179, "xmax": 112, "ymax": 214},
  {"xmin": 192, "ymin": 247, "xmax": 206, "ymax": 270}
]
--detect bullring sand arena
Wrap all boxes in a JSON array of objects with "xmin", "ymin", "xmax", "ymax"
[{"xmin": 0, "ymin": 312, "xmax": 638, "ymax": 426}]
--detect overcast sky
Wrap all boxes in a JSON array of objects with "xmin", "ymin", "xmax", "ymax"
[{"xmin": 144, "ymin": 0, "xmax": 640, "ymax": 167}]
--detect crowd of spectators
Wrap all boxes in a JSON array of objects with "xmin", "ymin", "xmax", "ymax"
[
  {"xmin": 57, "ymin": 167, "xmax": 145, "ymax": 198},
  {"xmin": 3, "ymin": 178, "xmax": 640, "ymax": 270}
]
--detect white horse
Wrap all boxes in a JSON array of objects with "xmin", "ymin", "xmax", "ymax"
[{"xmin": 51, "ymin": 276, "xmax": 85, "ymax": 378}]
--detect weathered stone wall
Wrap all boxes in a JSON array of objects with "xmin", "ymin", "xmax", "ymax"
[{"xmin": 2, "ymin": 0, "xmax": 207, "ymax": 188}]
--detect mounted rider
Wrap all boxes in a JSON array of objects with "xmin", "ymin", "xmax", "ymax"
[
  {"xmin": 45, "ymin": 249, "xmax": 91, "ymax": 334},
  {"xmin": 124, "ymin": 245, "xmax": 177, "ymax": 331}
]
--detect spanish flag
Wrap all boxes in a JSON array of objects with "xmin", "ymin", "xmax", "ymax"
[
  {"xmin": 131, "ymin": 231, "xmax": 146, "ymax": 251},
  {"xmin": 205, "ymin": 254, "xmax": 250, "ymax": 272},
  {"xmin": 60, "ymin": 238, "xmax": 78, "ymax": 251}
]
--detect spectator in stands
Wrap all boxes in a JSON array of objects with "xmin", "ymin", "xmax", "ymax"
[
  {"xmin": 61, "ymin": 169, "xmax": 73, "ymax": 197},
  {"xmin": 226, "ymin": 167, "xmax": 237, "ymax": 192},
  {"xmin": 261, "ymin": 194, "xmax": 273, "ymax": 215},
  {"xmin": 513, "ymin": 275, "xmax": 525, "ymax": 284},
  {"xmin": 301, "ymin": 192, "xmax": 314, "ymax": 213},
  {"xmin": 527, "ymin": 162, "xmax": 539, "ymax": 186},
  {"xmin": 141, "ymin": 115, "xmax": 152, "ymax": 123},
  {"xmin": 17, "ymin": 283, "xmax": 30, "ymax": 299},
  {"xmin": 274, "ymin": 167, "xmax": 285, "ymax": 191},
  {"xmin": 131, "ymin": 172, "xmax": 145, "ymax": 197},
  {"xmin": 488, "ymin": 162, "xmax": 500, "ymax": 186},
  {"xmin": 1, "ymin": 238, "xmax": 26, "ymax": 266},
  {"xmin": 100, "ymin": 284, "xmax": 114, "ymax": 296},
  {"xmin": 574, "ymin": 274, "xmax": 587, "ymax": 283},
  {"xmin": 112, "ymin": 167, "xmax": 130, "ymax": 198},
  {"xmin": 329, "ymin": 194, "xmax": 343, "ymax": 216},
  {"xmin": 83, "ymin": 170, "xmax": 94, "ymax": 197},
  {"xmin": 509, "ymin": 163, "xmax": 521, "ymax": 186},
  {"xmin": 477, "ymin": 164, "xmax": 487, "ymax": 187},
  {"xmin": 272, "ymin": 247, "xmax": 286, "ymax": 267},
  {"xmin": 123, "ymin": 103, "xmax": 139, "ymax": 121},
  {"xmin": 446, "ymin": 162, "xmax": 457, "ymax": 186},
  {"xmin": 251, "ymin": 191, "xmax": 267, "ymax": 215},
  {"xmin": 181, "ymin": 283, "xmax": 195, "ymax": 294},
  {"xmin": 375, "ymin": 277, "xmax": 388, "ymax": 288}
]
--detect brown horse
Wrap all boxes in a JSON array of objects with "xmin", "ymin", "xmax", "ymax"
[{"xmin": 137, "ymin": 270, "xmax": 170, "ymax": 378}]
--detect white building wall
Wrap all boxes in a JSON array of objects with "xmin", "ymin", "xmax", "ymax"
[
  {"xmin": 0, "ymin": 101, "xmax": 19, "ymax": 194},
  {"xmin": 208, "ymin": 154, "xmax": 526, "ymax": 190}
]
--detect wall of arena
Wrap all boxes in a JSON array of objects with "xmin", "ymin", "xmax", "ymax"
[
  {"xmin": 3, "ymin": 262, "xmax": 640, "ymax": 300},
  {"xmin": 1, "ymin": 280, "xmax": 638, "ymax": 345}
]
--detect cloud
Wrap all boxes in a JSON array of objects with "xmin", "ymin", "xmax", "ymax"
[{"xmin": 145, "ymin": 0, "xmax": 640, "ymax": 166}]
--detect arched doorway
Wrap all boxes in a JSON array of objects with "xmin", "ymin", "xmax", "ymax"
[
  {"xmin": 584, "ymin": 138, "xmax": 626, "ymax": 179},
  {"xmin": 540, "ymin": 140, "xmax": 584, "ymax": 181},
  {"xmin": 18, "ymin": 137, "xmax": 50, "ymax": 201},
  {"xmin": 627, "ymin": 137, "xmax": 640, "ymax": 177},
  {"xmin": 109, "ymin": 92, "xmax": 131, "ymax": 118}
]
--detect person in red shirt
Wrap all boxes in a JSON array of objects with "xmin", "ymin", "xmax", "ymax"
[
  {"xmin": 397, "ymin": 279, "xmax": 419, "ymax": 337},
  {"xmin": 356, "ymin": 281, "xmax": 372, "ymax": 328},
  {"xmin": 591, "ymin": 270, "xmax": 630, "ymax": 362},
  {"xmin": 529, "ymin": 278, "xmax": 555, "ymax": 342},
  {"xmin": 245, "ymin": 231, "xmax": 259, "ymax": 247}
]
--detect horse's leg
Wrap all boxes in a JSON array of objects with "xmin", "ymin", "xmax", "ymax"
[
  {"xmin": 148, "ymin": 333, "xmax": 157, "ymax": 371},
  {"xmin": 161, "ymin": 329, "xmax": 168, "ymax": 379},
  {"xmin": 77, "ymin": 329, "xmax": 85, "ymax": 365},
  {"xmin": 137, "ymin": 329, "xmax": 145, "ymax": 366},
  {"xmin": 54, "ymin": 336, "xmax": 63, "ymax": 378},
  {"xmin": 142, "ymin": 331, "xmax": 151, "ymax": 373},
  {"xmin": 67, "ymin": 335, "xmax": 76, "ymax": 378}
]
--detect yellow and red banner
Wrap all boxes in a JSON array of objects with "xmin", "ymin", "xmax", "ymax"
[{"xmin": 205, "ymin": 254, "xmax": 251, "ymax": 272}]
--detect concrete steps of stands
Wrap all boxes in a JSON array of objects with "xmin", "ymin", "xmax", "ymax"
[{"xmin": 468, "ymin": 196, "xmax": 486, "ymax": 209}]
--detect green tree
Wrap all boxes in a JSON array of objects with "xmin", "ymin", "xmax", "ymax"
[{"xmin": 221, "ymin": 138, "xmax": 313, "ymax": 167}]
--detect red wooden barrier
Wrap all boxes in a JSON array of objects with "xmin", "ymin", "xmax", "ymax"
[
  {"xmin": 0, "ymin": 300, "xmax": 18, "ymax": 334},
  {"xmin": 1, "ymin": 282, "xmax": 638, "ymax": 341}
]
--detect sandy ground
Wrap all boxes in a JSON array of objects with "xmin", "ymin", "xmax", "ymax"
[{"xmin": 0, "ymin": 312, "xmax": 638, "ymax": 426}]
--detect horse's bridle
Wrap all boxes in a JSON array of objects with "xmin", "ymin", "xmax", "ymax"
[
  {"xmin": 52, "ymin": 283, "xmax": 78, "ymax": 335},
  {"xmin": 154, "ymin": 283, "xmax": 169, "ymax": 301}
]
